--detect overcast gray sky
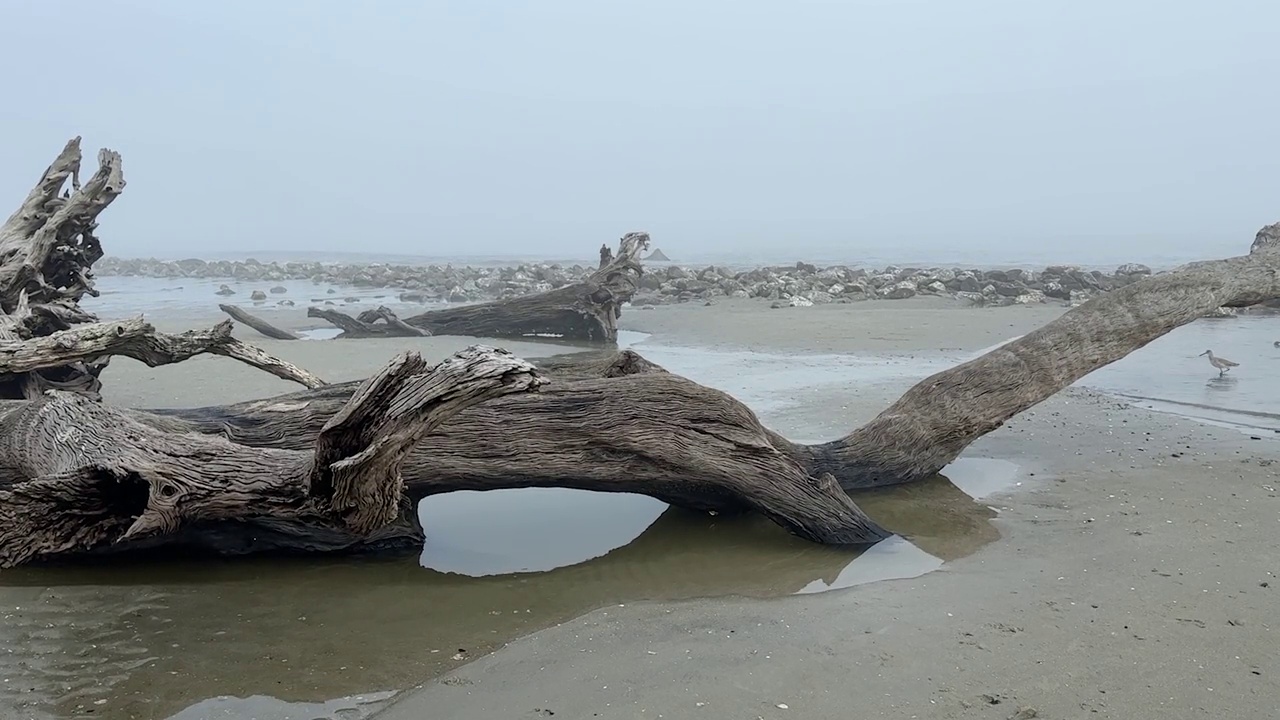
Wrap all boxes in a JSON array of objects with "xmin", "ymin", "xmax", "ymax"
[{"xmin": 1, "ymin": 0, "xmax": 1275, "ymax": 263}]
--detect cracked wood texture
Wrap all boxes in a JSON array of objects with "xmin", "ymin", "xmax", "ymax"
[
  {"xmin": 0, "ymin": 346, "xmax": 541, "ymax": 567},
  {"xmin": 400, "ymin": 232, "xmax": 650, "ymax": 343},
  {"xmin": 146, "ymin": 352, "xmax": 891, "ymax": 546},
  {"xmin": 0, "ymin": 138, "xmax": 127, "ymax": 396},
  {"xmin": 0, "ymin": 138, "xmax": 122, "ymax": 309},
  {"xmin": 0, "ymin": 317, "xmax": 324, "ymax": 395},
  {"xmin": 138, "ymin": 225, "xmax": 1280, "ymax": 548}
]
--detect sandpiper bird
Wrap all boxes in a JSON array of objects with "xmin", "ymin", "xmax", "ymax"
[{"xmin": 1199, "ymin": 350, "xmax": 1239, "ymax": 376}]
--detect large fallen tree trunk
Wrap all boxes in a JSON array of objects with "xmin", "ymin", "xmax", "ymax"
[
  {"xmin": 133, "ymin": 224, "xmax": 1280, "ymax": 547},
  {"xmin": 393, "ymin": 232, "xmax": 649, "ymax": 343},
  {"xmin": 0, "ymin": 346, "xmax": 541, "ymax": 567},
  {"xmin": 138, "ymin": 351, "xmax": 888, "ymax": 546}
]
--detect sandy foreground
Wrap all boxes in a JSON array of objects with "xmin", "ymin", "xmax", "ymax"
[{"xmin": 81, "ymin": 299, "xmax": 1280, "ymax": 718}]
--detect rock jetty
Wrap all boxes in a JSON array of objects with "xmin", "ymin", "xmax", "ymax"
[{"xmin": 95, "ymin": 256, "xmax": 1167, "ymax": 308}]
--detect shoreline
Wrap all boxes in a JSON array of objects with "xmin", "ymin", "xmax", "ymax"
[{"xmin": 4, "ymin": 300, "xmax": 1277, "ymax": 719}]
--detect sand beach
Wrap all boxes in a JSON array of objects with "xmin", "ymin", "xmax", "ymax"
[{"xmin": 1, "ymin": 287, "xmax": 1276, "ymax": 719}]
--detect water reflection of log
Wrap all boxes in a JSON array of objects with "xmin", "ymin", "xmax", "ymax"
[
  {"xmin": 0, "ymin": 473, "xmax": 996, "ymax": 719},
  {"xmin": 854, "ymin": 474, "xmax": 1000, "ymax": 562}
]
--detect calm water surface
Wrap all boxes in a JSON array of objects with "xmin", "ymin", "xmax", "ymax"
[
  {"xmin": 1078, "ymin": 315, "xmax": 1280, "ymax": 433},
  {"xmin": 38, "ymin": 282, "xmax": 1280, "ymax": 719}
]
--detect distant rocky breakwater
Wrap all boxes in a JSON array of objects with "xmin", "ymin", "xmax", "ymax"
[{"xmin": 97, "ymin": 256, "xmax": 1261, "ymax": 314}]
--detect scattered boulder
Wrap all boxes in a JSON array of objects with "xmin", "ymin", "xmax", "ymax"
[
  {"xmin": 249, "ymin": 290, "xmax": 267, "ymax": 301},
  {"xmin": 270, "ymin": 286, "xmax": 288, "ymax": 294},
  {"xmin": 215, "ymin": 284, "xmax": 234, "ymax": 296}
]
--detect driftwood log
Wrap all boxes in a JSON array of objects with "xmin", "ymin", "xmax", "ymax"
[
  {"xmin": 307, "ymin": 234, "xmax": 646, "ymax": 342},
  {"xmin": 0, "ymin": 139, "xmax": 327, "ymax": 399},
  {"xmin": 219, "ymin": 303, "xmax": 299, "ymax": 340},
  {"xmin": 0, "ymin": 346, "xmax": 541, "ymax": 567},
  {"xmin": 307, "ymin": 305, "xmax": 430, "ymax": 339},
  {"xmin": 395, "ymin": 232, "xmax": 649, "ymax": 343},
  {"xmin": 0, "ymin": 317, "xmax": 324, "ymax": 392}
]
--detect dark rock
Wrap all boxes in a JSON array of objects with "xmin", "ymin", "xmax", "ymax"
[{"xmin": 992, "ymin": 281, "xmax": 1028, "ymax": 297}]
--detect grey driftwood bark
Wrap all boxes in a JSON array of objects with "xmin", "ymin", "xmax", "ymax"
[
  {"xmin": 219, "ymin": 303, "xmax": 300, "ymax": 340},
  {"xmin": 308, "ymin": 236, "xmax": 644, "ymax": 342},
  {"xmin": 307, "ymin": 305, "xmax": 430, "ymax": 338},
  {"xmin": 396, "ymin": 232, "xmax": 649, "ymax": 343},
  {"xmin": 0, "ymin": 139, "xmax": 325, "ymax": 398},
  {"xmin": 0, "ymin": 346, "xmax": 542, "ymax": 567}
]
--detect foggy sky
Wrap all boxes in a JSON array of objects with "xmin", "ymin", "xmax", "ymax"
[{"xmin": 2, "ymin": 0, "xmax": 1276, "ymax": 263}]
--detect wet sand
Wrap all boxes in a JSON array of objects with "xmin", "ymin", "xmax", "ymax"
[
  {"xmin": 4, "ymin": 298, "xmax": 1278, "ymax": 718},
  {"xmin": 374, "ymin": 301, "xmax": 1280, "ymax": 720}
]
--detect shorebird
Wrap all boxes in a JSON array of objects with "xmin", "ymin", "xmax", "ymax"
[{"xmin": 1199, "ymin": 350, "xmax": 1239, "ymax": 376}]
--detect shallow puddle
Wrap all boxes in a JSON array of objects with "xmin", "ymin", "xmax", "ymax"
[
  {"xmin": 0, "ymin": 457, "xmax": 1022, "ymax": 720},
  {"xmin": 1077, "ymin": 316, "xmax": 1280, "ymax": 436},
  {"xmin": 0, "ymin": 332, "xmax": 1034, "ymax": 719}
]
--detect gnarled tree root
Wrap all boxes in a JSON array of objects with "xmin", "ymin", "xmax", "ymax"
[
  {"xmin": 0, "ymin": 346, "xmax": 541, "ymax": 567},
  {"xmin": 0, "ymin": 138, "xmax": 126, "ymax": 397}
]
